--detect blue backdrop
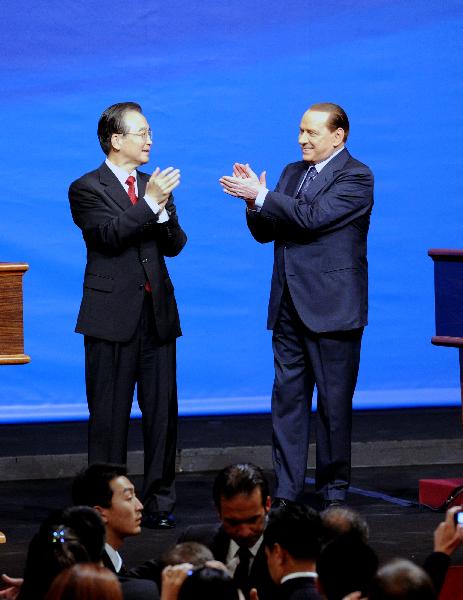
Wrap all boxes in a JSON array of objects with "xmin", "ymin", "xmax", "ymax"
[{"xmin": 1, "ymin": 0, "xmax": 462, "ymax": 422}]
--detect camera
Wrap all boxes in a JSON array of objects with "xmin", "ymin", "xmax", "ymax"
[{"xmin": 454, "ymin": 510, "xmax": 463, "ymax": 526}]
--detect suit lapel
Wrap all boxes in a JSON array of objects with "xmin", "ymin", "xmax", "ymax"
[
  {"xmin": 137, "ymin": 171, "xmax": 148, "ymax": 200},
  {"xmin": 285, "ymin": 162, "xmax": 307, "ymax": 196},
  {"xmin": 307, "ymin": 147, "xmax": 350, "ymax": 199},
  {"xmin": 213, "ymin": 526, "xmax": 233, "ymax": 562},
  {"xmin": 98, "ymin": 162, "xmax": 132, "ymax": 210}
]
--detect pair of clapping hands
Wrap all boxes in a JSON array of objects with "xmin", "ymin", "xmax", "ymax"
[
  {"xmin": 146, "ymin": 167, "xmax": 181, "ymax": 210},
  {"xmin": 219, "ymin": 163, "xmax": 267, "ymax": 207}
]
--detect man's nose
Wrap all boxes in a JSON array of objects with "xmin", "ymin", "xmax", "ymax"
[
  {"xmin": 237, "ymin": 524, "xmax": 253, "ymax": 539},
  {"xmin": 135, "ymin": 497, "xmax": 143, "ymax": 511},
  {"xmin": 299, "ymin": 132, "xmax": 309, "ymax": 144}
]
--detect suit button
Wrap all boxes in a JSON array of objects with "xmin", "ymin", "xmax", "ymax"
[
  {"xmin": 139, "ymin": 284, "xmax": 144, "ymax": 289},
  {"xmin": 142, "ymin": 258, "xmax": 148, "ymax": 263}
]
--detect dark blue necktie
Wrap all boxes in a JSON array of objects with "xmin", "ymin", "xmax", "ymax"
[{"xmin": 296, "ymin": 165, "xmax": 318, "ymax": 198}]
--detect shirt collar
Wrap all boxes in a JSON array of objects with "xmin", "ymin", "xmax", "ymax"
[
  {"xmin": 313, "ymin": 145, "xmax": 345, "ymax": 173},
  {"xmin": 105, "ymin": 542, "xmax": 123, "ymax": 573},
  {"xmin": 280, "ymin": 571, "xmax": 318, "ymax": 584},
  {"xmin": 229, "ymin": 535, "xmax": 263, "ymax": 560},
  {"xmin": 105, "ymin": 158, "xmax": 137, "ymax": 189}
]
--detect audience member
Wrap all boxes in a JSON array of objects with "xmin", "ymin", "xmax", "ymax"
[
  {"xmin": 13, "ymin": 506, "xmax": 156, "ymax": 600},
  {"xmin": 161, "ymin": 542, "xmax": 214, "ymax": 568},
  {"xmin": 423, "ymin": 504, "xmax": 463, "ymax": 593},
  {"xmin": 368, "ymin": 559, "xmax": 435, "ymax": 600},
  {"xmin": 178, "ymin": 463, "xmax": 277, "ymax": 600},
  {"xmin": 44, "ymin": 563, "xmax": 122, "ymax": 600},
  {"xmin": 161, "ymin": 564, "xmax": 240, "ymax": 600},
  {"xmin": 18, "ymin": 506, "xmax": 105, "ymax": 600},
  {"xmin": 316, "ymin": 533, "xmax": 378, "ymax": 600},
  {"xmin": 263, "ymin": 503, "xmax": 323, "ymax": 600},
  {"xmin": 320, "ymin": 506, "xmax": 369, "ymax": 545},
  {"xmin": 71, "ymin": 463, "xmax": 162, "ymax": 587}
]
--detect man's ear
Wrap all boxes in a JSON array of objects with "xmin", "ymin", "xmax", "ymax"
[
  {"xmin": 274, "ymin": 543, "xmax": 285, "ymax": 566},
  {"xmin": 94, "ymin": 505, "xmax": 108, "ymax": 524},
  {"xmin": 264, "ymin": 496, "xmax": 272, "ymax": 513},
  {"xmin": 333, "ymin": 127, "xmax": 345, "ymax": 147},
  {"xmin": 110, "ymin": 133, "xmax": 122, "ymax": 152}
]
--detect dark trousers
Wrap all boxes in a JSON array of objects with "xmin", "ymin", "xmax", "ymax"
[
  {"xmin": 84, "ymin": 294, "xmax": 177, "ymax": 513},
  {"xmin": 271, "ymin": 286, "xmax": 363, "ymax": 502}
]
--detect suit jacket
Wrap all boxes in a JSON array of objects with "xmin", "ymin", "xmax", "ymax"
[
  {"xmin": 178, "ymin": 523, "xmax": 278, "ymax": 600},
  {"xmin": 246, "ymin": 149, "xmax": 374, "ymax": 333},
  {"xmin": 102, "ymin": 550, "xmax": 162, "ymax": 600},
  {"xmin": 278, "ymin": 576, "xmax": 322, "ymax": 600},
  {"xmin": 69, "ymin": 162, "xmax": 187, "ymax": 344},
  {"xmin": 102, "ymin": 551, "xmax": 160, "ymax": 600}
]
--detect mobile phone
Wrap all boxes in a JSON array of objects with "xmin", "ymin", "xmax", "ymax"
[{"xmin": 454, "ymin": 510, "xmax": 463, "ymax": 525}]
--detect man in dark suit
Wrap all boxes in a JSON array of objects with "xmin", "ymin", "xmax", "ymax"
[
  {"xmin": 178, "ymin": 463, "xmax": 278, "ymax": 600},
  {"xmin": 263, "ymin": 504, "xmax": 323, "ymax": 600},
  {"xmin": 219, "ymin": 103, "xmax": 374, "ymax": 507},
  {"xmin": 69, "ymin": 102, "xmax": 187, "ymax": 528}
]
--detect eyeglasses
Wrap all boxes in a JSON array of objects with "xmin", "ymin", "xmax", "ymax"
[{"xmin": 121, "ymin": 128, "xmax": 153, "ymax": 142}]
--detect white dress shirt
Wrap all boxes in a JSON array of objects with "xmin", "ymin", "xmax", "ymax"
[
  {"xmin": 105, "ymin": 542, "xmax": 123, "ymax": 573},
  {"xmin": 226, "ymin": 536, "xmax": 264, "ymax": 576},
  {"xmin": 105, "ymin": 158, "xmax": 169, "ymax": 223}
]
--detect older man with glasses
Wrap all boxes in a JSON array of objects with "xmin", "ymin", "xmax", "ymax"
[{"xmin": 69, "ymin": 102, "xmax": 187, "ymax": 530}]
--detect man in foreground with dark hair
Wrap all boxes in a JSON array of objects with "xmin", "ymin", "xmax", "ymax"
[
  {"xmin": 179, "ymin": 463, "xmax": 277, "ymax": 600},
  {"xmin": 263, "ymin": 503, "xmax": 323, "ymax": 600},
  {"xmin": 71, "ymin": 463, "xmax": 161, "ymax": 589},
  {"xmin": 69, "ymin": 101, "xmax": 187, "ymax": 529},
  {"xmin": 316, "ymin": 532, "xmax": 378, "ymax": 600},
  {"xmin": 220, "ymin": 103, "xmax": 374, "ymax": 508}
]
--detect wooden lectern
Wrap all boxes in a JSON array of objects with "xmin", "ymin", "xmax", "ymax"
[
  {"xmin": 0, "ymin": 262, "xmax": 29, "ymax": 543},
  {"xmin": 428, "ymin": 249, "xmax": 463, "ymax": 421},
  {"xmin": 0, "ymin": 263, "xmax": 30, "ymax": 365}
]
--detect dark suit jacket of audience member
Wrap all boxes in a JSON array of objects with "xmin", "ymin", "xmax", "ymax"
[
  {"xmin": 178, "ymin": 524, "xmax": 278, "ymax": 600},
  {"xmin": 278, "ymin": 576, "xmax": 322, "ymax": 600},
  {"xmin": 102, "ymin": 551, "xmax": 161, "ymax": 600}
]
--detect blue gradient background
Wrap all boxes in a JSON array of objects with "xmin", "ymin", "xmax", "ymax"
[{"xmin": 1, "ymin": 0, "xmax": 462, "ymax": 422}]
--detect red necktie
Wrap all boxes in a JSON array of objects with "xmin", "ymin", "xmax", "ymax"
[
  {"xmin": 126, "ymin": 175, "xmax": 138, "ymax": 204},
  {"xmin": 126, "ymin": 175, "xmax": 151, "ymax": 293}
]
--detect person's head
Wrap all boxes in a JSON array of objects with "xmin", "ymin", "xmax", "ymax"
[
  {"xmin": 97, "ymin": 102, "xmax": 152, "ymax": 169},
  {"xmin": 368, "ymin": 559, "xmax": 436, "ymax": 600},
  {"xmin": 72, "ymin": 464, "xmax": 143, "ymax": 549},
  {"xmin": 178, "ymin": 566, "xmax": 240, "ymax": 600},
  {"xmin": 263, "ymin": 504, "xmax": 322, "ymax": 583},
  {"xmin": 19, "ymin": 506, "xmax": 106, "ymax": 600},
  {"xmin": 162, "ymin": 542, "xmax": 214, "ymax": 568},
  {"xmin": 45, "ymin": 564, "xmax": 122, "ymax": 600},
  {"xmin": 298, "ymin": 102, "xmax": 349, "ymax": 164},
  {"xmin": 212, "ymin": 463, "xmax": 271, "ymax": 548},
  {"xmin": 321, "ymin": 506, "xmax": 369, "ymax": 546},
  {"xmin": 316, "ymin": 533, "xmax": 378, "ymax": 600}
]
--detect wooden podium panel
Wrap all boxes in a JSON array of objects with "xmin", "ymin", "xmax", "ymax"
[{"xmin": 0, "ymin": 262, "xmax": 30, "ymax": 364}]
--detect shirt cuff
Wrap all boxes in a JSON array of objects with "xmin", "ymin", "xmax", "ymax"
[
  {"xmin": 253, "ymin": 188, "xmax": 268, "ymax": 211},
  {"xmin": 144, "ymin": 194, "xmax": 170, "ymax": 222}
]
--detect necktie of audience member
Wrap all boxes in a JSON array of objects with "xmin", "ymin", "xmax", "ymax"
[
  {"xmin": 233, "ymin": 546, "xmax": 252, "ymax": 597},
  {"xmin": 296, "ymin": 165, "xmax": 318, "ymax": 198},
  {"xmin": 126, "ymin": 175, "xmax": 138, "ymax": 204}
]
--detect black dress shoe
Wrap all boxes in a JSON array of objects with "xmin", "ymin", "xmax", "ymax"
[
  {"xmin": 271, "ymin": 497, "xmax": 294, "ymax": 510},
  {"xmin": 142, "ymin": 511, "xmax": 176, "ymax": 529}
]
